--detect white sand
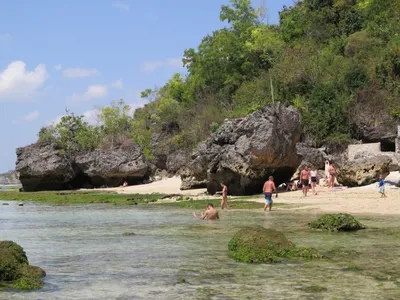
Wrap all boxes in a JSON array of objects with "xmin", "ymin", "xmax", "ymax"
[{"xmin": 86, "ymin": 177, "xmax": 400, "ymax": 215}]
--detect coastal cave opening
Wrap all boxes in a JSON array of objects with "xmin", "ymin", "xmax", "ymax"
[
  {"xmin": 380, "ymin": 140, "xmax": 396, "ymax": 152},
  {"xmin": 69, "ymin": 172, "xmax": 94, "ymax": 189},
  {"xmin": 206, "ymin": 167, "xmax": 296, "ymax": 196}
]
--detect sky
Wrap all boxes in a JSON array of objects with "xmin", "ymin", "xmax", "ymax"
[{"xmin": 0, "ymin": 0, "xmax": 294, "ymax": 172}]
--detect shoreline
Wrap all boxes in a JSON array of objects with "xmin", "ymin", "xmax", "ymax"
[{"xmin": 1, "ymin": 177, "xmax": 400, "ymax": 216}]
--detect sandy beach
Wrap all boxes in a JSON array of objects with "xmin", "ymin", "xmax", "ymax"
[{"xmin": 87, "ymin": 177, "xmax": 400, "ymax": 216}]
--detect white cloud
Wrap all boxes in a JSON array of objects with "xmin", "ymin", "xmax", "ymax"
[
  {"xmin": 110, "ymin": 79, "xmax": 123, "ymax": 89},
  {"xmin": 0, "ymin": 33, "xmax": 11, "ymax": 41},
  {"xmin": 66, "ymin": 80, "xmax": 123, "ymax": 103},
  {"xmin": 13, "ymin": 110, "xmax": 40, "ymax": 124},
  {"xmin": 141, "ymin": 57, "xmax": 182, "ymax": 73},
  {"xmin": 54, "ymin": 64, "xmax": 62, "ymax": 71},
  {"xmin": 0, "ymin": 61, "xmax": 48, "ymax": 101},
  {"xmin": 63, "ymin": 67, "xmax": 100, "ymax": 78},
  {"xmin": 112, "ymin": 1, "xmax": 129, "ymax": 11}
]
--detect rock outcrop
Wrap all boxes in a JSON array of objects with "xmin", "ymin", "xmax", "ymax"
[
  {"xmin": 75, "ymin": 144, "xmax": 149, "ymax": 187},
  {"xmin": 337, "ymin": 155, "xmax": 391, "ymax": 187},
  {"xmin": 16, "ymin": 142, "xmax": 150, "ymax": 192},
  {"xmin": 0, "ymin": 171, "xmax": 20, "ymax": 185},
  {"xmin": 16, "ymin": 143, "xmax": 79, "ymax": 191},
  {"xmin": 180, "ymin": 103, "xmax": 302, "ymax": 195},
  {"xmin": 0, "ymin": 241, "xmax": 46, "ymax": 290}
]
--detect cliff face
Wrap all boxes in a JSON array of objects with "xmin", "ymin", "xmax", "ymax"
[
  {"xmin": 0, "ymin": 170, "xmax": 20, "ymax": 185},
  {"xmin": 15, "ymin": 142, "xmax": 150, "ymax": 192}
]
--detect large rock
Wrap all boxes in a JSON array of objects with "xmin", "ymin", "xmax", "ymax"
[
  {"xmin": 75, "ymin": 143, "xmax": 149, "ymax": 187},
  {"xmin": 0, "ymin": 241, "xmax": 46, "ymax": 290},
  {"xmin": 16, "ymin": 142, "xmax": 150, "ymax": 191},
  {"xmin": 16, "ymin": 143, "xmax": 78, "ymax": 191},
  {"xmin": 296, "ymin": 144, "xmax": 327, "ymax": 170},
  {"xmin": 337, "ymin": 155, "xmax": 391, "ymax": 187},
  {"xmin": 181, "ymin": 103, "xmax": 302, "ymax": 195},
  {"xmin": 385, "ymin": 171, "xmax": 400, "ymax": 187},
  {"xmin": 350, "ymin": 91, "xmax": 399, "ymax": 148},
  {"xmin": 151, "ymin": 122, "xmax": 180, "ymax": 170}
]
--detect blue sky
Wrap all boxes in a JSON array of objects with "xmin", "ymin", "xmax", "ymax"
[{"xmin": 0, "ymin": 0, "xmax": 293, "ymax": 172}]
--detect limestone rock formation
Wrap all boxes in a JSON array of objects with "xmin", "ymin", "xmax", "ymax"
[
  {"xmin": 181, "ymin": 103, "xmax": 302, "ymax": 195},
  {"xmin": 0, "ymin": 241, "xmax": 46, "ymax": 290},
  {"xmin": 16, "ymin": 143, "xmax": 78, "ymax": 191},
  {"xmin": 337, "ymin": 155, "xmax": 391, "ymax": 187},
  {"xmin": 0, "ymin": 170, "xmax": 20, "ymax": 185},
  {"xmin": 75, "ymin": 144, "xmax": 149, "ymax": 187},
  {"xmin": 16, "ymin": 142, "xmax": 150, "ymax": 191}
]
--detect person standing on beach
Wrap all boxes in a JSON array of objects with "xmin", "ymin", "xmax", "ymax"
[
  {"xmin": 300, "ymin": 166, "xmax": 310, "ymax": 197},
  {"xmin": 324, "ymin": 160, "xmax": 330, "ymax": 186},
  {"xmin": 263, "ymin": 176, "xmax": 277, "ymax": 211},
  {"xmin": 310, "ymin": 166, "xmax": 318, "ymax": 195},
  {"xmin": 378, "ymin": 174, "xmax": 387, "ymax": 198},
  {"xmin": 220, "ymin": 183, "xmax": 231, "ymax": 209},
  {"xmin": 328, "ymin": 163, "xmax": 337, "ymax": 191}
]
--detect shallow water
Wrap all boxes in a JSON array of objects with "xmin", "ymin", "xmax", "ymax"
[{"xmin": 1, "ymin": 200, "xmax": 400, "ymax": 300}]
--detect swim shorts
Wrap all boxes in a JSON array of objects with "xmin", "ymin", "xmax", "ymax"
[
  {"xmin": 379, "ymin": 186, "xmax": 385, "ymax": 193},
  {"xmin": 264, "ymin": 192, "xmax": 272, "ymax": 205},
  {"xmin": 311, "ymin": 177, "xmax": 317, "ymax": 183},
  {"xmin": 301, "ymin": 179, "xmax": 309, "ymax": 187}
]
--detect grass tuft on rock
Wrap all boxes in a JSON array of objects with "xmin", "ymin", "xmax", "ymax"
[
  {"xmin": 309, "ymin": 213, "xmax": 366, "ymax": 232},
  {"xmin": 228, "ymin": 226, "xmax": 321, "ymax": 264}
]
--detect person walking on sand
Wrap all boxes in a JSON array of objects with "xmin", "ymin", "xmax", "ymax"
[
  {"xmin": 328, "ymin": 163, "xmax": 337, "ymax": 191},
  {"xmin": 378, "ymin": 174, "xmax": 387, "ymax": 198},
  {"xmin": 310, "ymin": 166, "xmax": 318, "ymax": 195},
  {"xmin": 220, "ymin": 183, "xmax": 231, "ymax": 209},
  {"xmin": 192, "ymin": 203, "xmax": 219, "ymax": 220},
  {"xmin": 300, "ymin": 166, "xmax": 311, "ymax": 197},
  {"xmin": 263, "ymin": 176, "xmax": 277, "ymax": 211}
]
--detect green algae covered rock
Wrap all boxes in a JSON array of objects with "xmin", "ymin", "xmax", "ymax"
[
  {"xmin": 0, "ymin": 241, "xmax": 45, "ymax": 290},
  {"xmin": 228, "ymin": 226, "xmax": 321, "ymax": 263},
  {"xmin": 309, "ymin": 213, "xmax": 366, "ymax": 232}
]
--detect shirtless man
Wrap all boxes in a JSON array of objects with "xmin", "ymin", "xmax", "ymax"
[
  {"xmin": 328, "ymin": 163, "xmax": 337, "ymax": 191},
  {"xmin": 263, "ymin": 176, "xmax": 277, "ymax": 211},
  {"xmin": 220, "ymin": 183, "xmax": 230, "ymax": 209},
  {"xmin": 300, "ymin": 166, "xmax": 310, "ymax": 197},
  {"xmin": 192, "ymin": 203, "xmax": 219, "ymax": 220}
]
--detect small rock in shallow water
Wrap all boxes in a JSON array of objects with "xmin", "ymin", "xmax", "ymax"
[
  {"xmin": 309, "ymin": 213, "xmax": 366, "ymax": 232},
  {"xmin": 18, "ymin": 203, "xmax": 24, "ymax": 206},
  {"xmin": 123, "ymin": 232, "xmax": 136, "ymax": 236},
  {"xmin": 2, "ymin": 203, "xmax": 9, "ymax": 205}
]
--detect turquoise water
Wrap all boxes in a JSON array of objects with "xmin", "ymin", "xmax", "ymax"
[{"xmin": 1, "ymin": 200, "xmax": 400, "ymax": 299}]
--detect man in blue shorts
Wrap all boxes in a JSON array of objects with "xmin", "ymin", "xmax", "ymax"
[{"xmin": 263, "ymin": 176, "xmax": 277, "ymax": 211}]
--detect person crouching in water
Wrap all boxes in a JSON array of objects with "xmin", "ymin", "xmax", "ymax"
[
  {"xmin": 378, "ymin": 174, "xmax": 387, "ymax": 198},
  {"xmin": 220, "ymin": 183, "xmax": 231, "ymax": 209},
  {"xmin": 192, "ymin": 203, "xmax": 219, "ymax": 220},
  {"xmin": 263, "ymin": 176, "xmax": 277, "ymax": 211}
]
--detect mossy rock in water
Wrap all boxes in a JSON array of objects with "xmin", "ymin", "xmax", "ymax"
[
  {"xmin": 228, "ymin": 227, "xmax": 321, "ymax": 263},
  {"xmin": 309, "ymin": 213, "xmax": 366, "ymax": 232},
  {"xmin": 0, "ymin": 241, "xmax": 45, "ymax": 290}
]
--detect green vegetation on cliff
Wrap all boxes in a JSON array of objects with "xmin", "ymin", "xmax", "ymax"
[{"xmin": 37, "ymin": 0, "xmax": 400, "ymax": 157}]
